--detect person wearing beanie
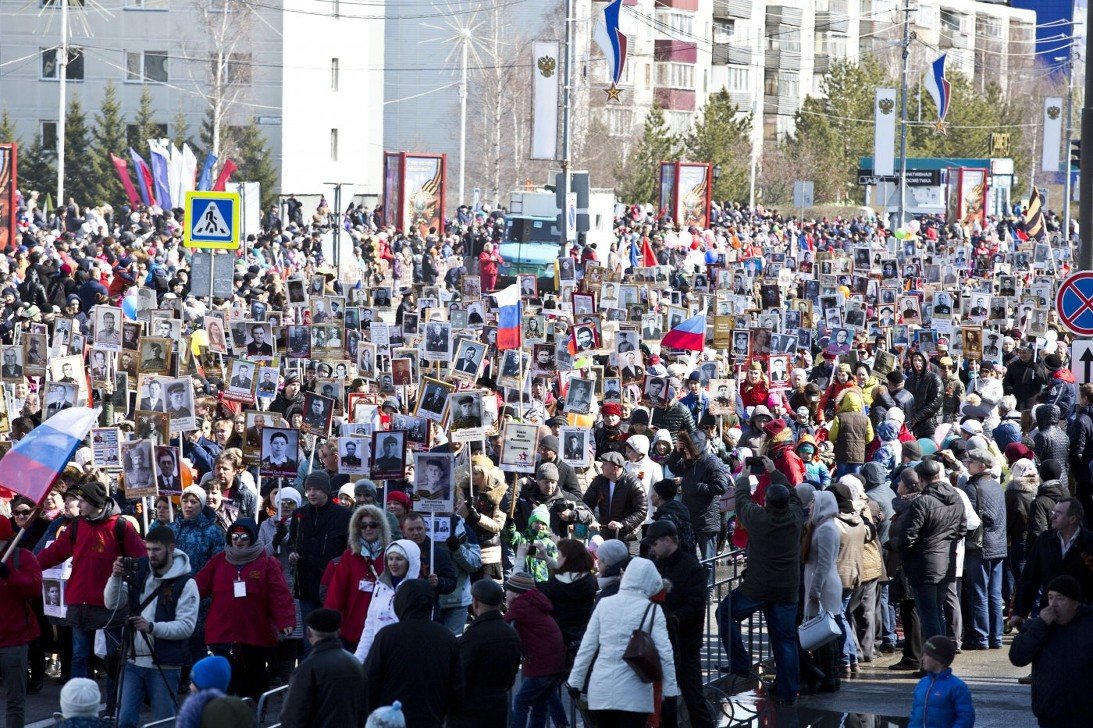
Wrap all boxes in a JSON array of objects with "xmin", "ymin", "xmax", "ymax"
[
  {"xmin": 908, "ymin": 636, "xmax": 974, "ymax": 728},
  {"xmin": 1026, "ymin": 459, "xmax": 1072, "ymax": 547},
  {"xmin": 628, "ymin": 407, "xmax": 651, "ymax": 437},
  {"xmin": 593, "ymin": 401, "xmax": 628, "ymax": 459},
  {"xmin": 323, "ymin": 504, "xmax": 393, "ymax": 647},
  {"xmin": 1010, "ymin": 572, "xmax": 1093, "ymax": 726},
  {"xmin": 280, "ymin": 608, "xmax": 366, "ymax": 728},
  {"xmin": 385, "ymin": 489, "xmax": 412, "ymax": 520},
  {"xmin": 175, "ymin": 655, "xmax": 249, "ymax": 728},
  {"xmin": 449, "ymin": 580, "xmax": 521, "ymax": 728},
  {"xmin": 104, "ymin": 525, "xmax": 200, "ymax": 728},
  {"xmin": 680, "ymin": 370, "xmax": 710, "ymax": 424},
  {"xmin": 1003, "ymin": 340, "xmax": 1047, "ymax": 410},
  {"xmin": 366, "ymin": 702, "xmax": 406, "ymax": 728},
  {"xmin": 622, "ymin": 433, "xmax": 663, "ymax": 524},
  {"xmin": 594, "ymin": 539, "xmax": 631, "ymax": 601},
  {"xmin": 190, "ymin": 654, "xmax": 231, "ymax": 692},
  {"xmin": 37, "ymin": 476, "xmax": 147, "ymax": 687},
  {"xmin": 0, "ymin": 514, "xmax": 42, "ymax": 728},
  {"xmin": 644, "ymin": 478, "xmax": 697, "ymax": 557},
  {"xmin": 194, "ymin": 517, "xmax": 296, "ymax": 700},
  {"xmin": 59, "ymin": 678, "xmax": 104, "ymax": 722},
  {"xmin": 290, "ymin": 465, "xmax": 352, "ymax": 657},
  {"xmin": 501, "ymin": 502, "xmax": 561, "ymax": 582},
  {"xmin": 537, "ymin": 433, "xmax": 583, "ymax": 501},
  {"xmin": 761, "ymin": 418, "xmax": 807, "ymax": 486}
]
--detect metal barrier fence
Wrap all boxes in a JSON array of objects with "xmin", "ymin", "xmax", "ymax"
[{"xmin": 700, "ymin": 547, "xmax": 770, "ymax": 686}]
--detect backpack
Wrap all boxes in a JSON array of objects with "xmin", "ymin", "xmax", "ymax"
[{"xmin": 68, "ymin": 514, "xmax": 130, "ymax": 555}]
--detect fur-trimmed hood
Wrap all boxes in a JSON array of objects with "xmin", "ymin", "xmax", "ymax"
[{"xmin": 348, "ymin": 504, "xmax": 392, "ymax": 555}]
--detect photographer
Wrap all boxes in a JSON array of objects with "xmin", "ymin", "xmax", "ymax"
[
  {"xmin": 512, "ymin": 463, "xmax": 592, "ymax": 539},
  {"xmin": 104, "ymin": 526, "xmax": 199, "ymax": 728}
]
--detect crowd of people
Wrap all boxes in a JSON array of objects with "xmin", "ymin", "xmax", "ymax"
[{"xmin": 0, "ymin": 187, "xmax": 1089, "ymax": 728}]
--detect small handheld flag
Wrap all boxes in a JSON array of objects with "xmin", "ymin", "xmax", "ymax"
[
  {"xmin": 0, "ymin": 407, "xmax": 100, "ymax": 505},
  {"xmin": 492, "ymin": 284, "xmax": 522, "ymax": 351}
]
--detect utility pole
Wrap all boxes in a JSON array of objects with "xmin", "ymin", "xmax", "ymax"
[
  {"xmin": 560, "ymin": 0, "xmax": 573, "ymax": 254},
  {"xmin": 458, "ymin": 32, "xmax": 469, "ymax": 206},
  {"xmin": 896, "ymin": 1, "xmax": 915, "ymax": 227},
  {"xmin": 1078, "ymin": 0, "xmax": 1093, "ymax": 268},
  {"xmin": 748, "ymin": 49, "xmax": 760, "ymax": 210},
  {"xmin": 1062, "ymin": 52, "xmax": 1075, "ymax": 243},
  {"xmin": 56, "ymin": 0, "xmax": 69, "ymax": 206},
  {"xmin": 324, "ymin": 182, "xmax": 354, "ymax": 268}
]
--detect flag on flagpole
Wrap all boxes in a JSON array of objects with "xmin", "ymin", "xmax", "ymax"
[
  {"xmin": 147, "ymin": 140, "xmax": 172, "ymax": 208},
  {"xmin": 592, "ymin": 0, "xmax": 628, "ymax": 98},
  {"xmin": 0, "ymin": 408, "xmax": 99, "ymax": 504},
  {"xmin": 492, "ymin": 284, "xmax": 522, "ymax": 351},
  {"xmin": 661, "ymin": 313, "xmax": 707, "ymax": 351},
  {"xmin": 212, "ymin": 159, "xmax": 237, "ymax": 191},
  {"xmin": 923, "ymin": 54, "xmax": 952, "ymax": 132},
  {"xmin": 1021, "ymin": 187, "xmax": 1044, "ymax": 240},
  {"xmin": 197, "ymin": 153, "xmax": 217, "ymax": 191},
  {"xmin": 181, "ymin": 144, "xmax": 198, "ymax": 194},
  {"xmin": 110, "ymin": 155, "xmax": 140, "ymax": 208},
  {"xmin": 129, "ymin": 148, "xmax": 156, "ymax": 207},
  {"xmin": 168, "ymin": 144, "xmax": 184, "ymax": 207}
]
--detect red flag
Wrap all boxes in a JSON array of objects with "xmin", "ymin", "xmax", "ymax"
[
  {"xmin": 212, "ymin": 159, "xmax": 237, "ymax": 191},
  {"xmin": 110, "ymin": 155, "xmax": 140, "ymax": 208},
  {"xmin": 641, "ymin": 237, "xmax": 657, "ymax": 267}
]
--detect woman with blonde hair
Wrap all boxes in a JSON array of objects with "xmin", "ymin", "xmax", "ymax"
[{"xmin": 458, "ymin": 454, "xmax": 508, "ymax": 582}]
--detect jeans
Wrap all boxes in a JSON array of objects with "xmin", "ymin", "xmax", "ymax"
[
  {"xmin": 0, "ymin": 644, "xmax": 28, "ymax": 728},
  {"xmin": 696, "ymin": 531, "xmax": 718, "ymax": 561},
  {"xmin": 437, "ymin": 606, "xmax": 469, "ymax": 635},
  {"xmin": 717, "ymin": 588, "xmax": 799, "ymax": 701},
  {"xmin": 73, "ymin": 625, "xmax": 121, "ymax": 713},
  {"xmin": 117, "ymin": 663, "xmax": 180, "ymax": 728},
  {"xmin": 836, "ymin": 590, "xmax": 856, "ymax": 667},
  {"xmin": 834, "ymin": 462, "xmax": 862, "ymax": 478},
  {"xmin": 878, "ymin": 582, "xmax": 897, "ymax": 645},
  {"xmin": 964, "ymin": 553, "xmax": 1005, "ymax": 647},
  {"xmin": 910, "ymin": 580, "xmax": 949, "ymax": 643},
  {"xmin": 510, "ymin": 674, "xmax": 567, "ymax": 728}
]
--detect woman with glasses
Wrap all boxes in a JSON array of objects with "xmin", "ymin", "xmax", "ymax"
[
  {"xmin": 324, "ymin": 504, "xmax": 392, "ymax": 651},
  {"xmin": 194, "ymin": 518, "xmax": 295, "ymax": 700}
]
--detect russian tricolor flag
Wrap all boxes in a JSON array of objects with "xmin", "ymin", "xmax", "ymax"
[
  {"xmin": 924, "ymin": 54, "xmax": 951, "ymax": 129},
  {"xmin": 661, "ymin": 313, "xmax": 707, "ymax": 352},
  {"xmin": 0, "ymin": 408, "xmax": 99, "ymax": 504},
  {"xmin": 493, "ymin": 284, "xmax": 522, "ymax": 351}
]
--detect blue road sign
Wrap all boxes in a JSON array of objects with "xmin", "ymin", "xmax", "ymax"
[{"xmin": 184, "ymin": 191, "xmax": 240, "ymax": 249}]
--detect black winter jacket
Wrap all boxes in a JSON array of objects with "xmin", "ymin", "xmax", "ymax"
[
  {"xmin": 1014, "ymin": 526, "xmax": 1093, "ymax": 618},
  {"xmin": 279, "ymin": 638, "xmax": 365, "ymax": 728},
  {"xmin": 654, "ymin": 547, "xmax": 708, "ymax": 648},
  {"xmin": 1069, "ymin": 403, "xmax": 1093, "ymax": 483},
  {"xmin": 449, "ymin": 611, "xmax": 521, "ymax": 728},
  {"xmin": 904, "ymin": 354, "xmax": 943, "ymax": 438},
  {"xmin": 962, "ymin": 472, "xmax": 1007, "ymax": 560},
  {"xmin": 289, "ymin": 501, "xmax": 351, "ymax": 603},
  {"xmin": 583, "ymin": 471, "xmax": 648, "ymax": 542},
  {"xmin": 1033, "ymin": 405, "xmax": 1070, "ymax": 480},
  {"xmin": 892, "ymin": 480, "xmax": 966, "ymax": 584},
  {"xmin": 1027, "ymin": 479, "xmax": 1070, "ymax": 547},
  {"xmin": 667, "ymin": 431, "xmax": 728, "ymax": 535},
  {"xmin": 1009, "ymin": 605, "xmax": 1093, "ymax": 726},
  {"xmin": 650, "ymin": 401, "xmax": 696, "ymax": 438}
]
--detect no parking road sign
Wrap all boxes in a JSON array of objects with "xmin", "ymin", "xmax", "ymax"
[
  {"xmin": 1055, "ymin": 272, "xmax": 1093, "ymax": 336},
  {"xmin": 184, "ymin": 191, "xmax": 240, "ymax": 250}
]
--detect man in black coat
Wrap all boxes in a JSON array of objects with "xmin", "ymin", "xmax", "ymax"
[
  {"xmin": 364, "ymin": 579, "xmax": 464, "ymax": 727},
  {"xmin": 1068, "ymin": 383, "xmax": 1093, "ymax": 525},
  {"xmin": 1002, "ymin": 341, "xmax": 1046, "ymax": 410},
  {"xmin": 648, "ymin": 520, "xmax": 715, "ymax": 728},
  {"xmin": 666, "ymin": 430, "xmax": 728, "ymax": 560},
  {"xmin": 1012, "ymin": 498, "xmax": 1093, "ymax": 626},
  {"xmin": 280, "ymin": 609, "xmax": 365, "ymax": 728},
  {"xmin": 904, "ymin": 351, "xmax": 943, "ymax": 439},
  {"xmin": 583, "ymin": 452, "xmax": 648, "ymax": 555},
  {"xmin": 450, "ymin": 580, "xmax": 521, "ymax": 728}
]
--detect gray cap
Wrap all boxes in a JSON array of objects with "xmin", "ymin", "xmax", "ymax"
[
  {"xmin": 536, "ymin": 462, "xmax": 559, "ymax": 482},
  {"xmin": 540, "ymin": 435, "xmax": 559, "ymax": 453},
  {"xmin": 965, "ymin": 449, "xmax": 995, "ymax": 467},
  {"xmin": 598, "ymin": 452, "xmax": 625, "ymax": 467}
]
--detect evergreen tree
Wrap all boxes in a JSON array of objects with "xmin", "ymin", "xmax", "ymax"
[
  {"xmin": 64, "ymin": 95, "xmax": 95, "ymax": 205},
  {"xmin": 617, "ymin": 104, "xmax": 679, "ymax": 204},
  {"xmin": 20, "ymin": 133, "xmax": 56, "ymax": 200},
  {"xmin": 684, "ymin": 90, "xmax": 752, "ymax": 204},
  {"xmin": 0, "ymin": 110, "xmax": 18, "ymax": 146},
  {"xmin": 89, "ymin": 81, "xmax": 128, "ymax": 205},
  {"xmin": 233, "ymin": 122, "xmax": 278, "ymax": 209},
  {"xmin": 128, "ymin": 85, "xmax": 160, "ymax": 153},
  {"xmin": 171, "ymin": 108, "xmax": 193, "ymax": 150}
]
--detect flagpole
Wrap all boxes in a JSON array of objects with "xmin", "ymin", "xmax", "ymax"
[
  {"xmin": 559, "ymin": 0, "xmax": 573, "ymax": 257},
  {"xmin": 1080, "ymin": 0, "xmax": 1093, "ymax": 269},
  {"xmin": 895, "ymin": 1, "xmax": 914, "ymax": 228}
]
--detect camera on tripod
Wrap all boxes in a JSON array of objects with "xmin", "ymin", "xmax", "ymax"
[{"xmin": 119, "ymin": 557, "xmax": 140, "ymax": 574}]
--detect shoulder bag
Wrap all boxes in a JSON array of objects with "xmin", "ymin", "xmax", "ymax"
[{"xmin": 623, "ymin": 602, "xmax": 664, "ymax": 683}]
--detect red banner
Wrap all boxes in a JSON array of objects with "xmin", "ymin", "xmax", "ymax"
[
  {"xmin": 110, "ymin": 154, "xmax": 140, "ymax": 208},
  {"xmin": 212, "ymin": 159, "xmax": 237, "ymax": 192},
  {"xmin": 0, "ymin": 144, "xmax": 17, "ymax": 253}
]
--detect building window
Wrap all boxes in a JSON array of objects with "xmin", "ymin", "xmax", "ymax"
[
  {"xmin": 211, "ymin": 53, "xmax": 251, "ymax": 85},
  {"xmin": 815, "ymin": 32, "xmax": 847, "ymax": 58},
  {"xmin": 655, "ymin": 62, "xmax": 695, "ymax": 90},
  {"xmin": 724, "ymin": 66, "xmax": 749, "ymax": 92},
  {"xmin": 330, "ymin": 129, "xmax": 338, "ymax": 161},
  {"xmin": 41, "ymin": 121, "xmax": 57, "ymax": 149},
  {"xmin": 331, "ymin": 58, "xmax": 339, "ymax": 91},
  {"xmin": 606, "ymin": 108, "xmax": 631, "ymax": 137},
  {"xmin": 126, "ymin": 51, "xmax": 168, "ymax": 83},
  {"xmin": 126, "ymin": 123, "xmax": 168, "ymax": 149},
  {"xmin": 940, "ymin": 9, "xmax": 963, "ymax": 34},
  {"xmin": 765, "ymin": 70, "xmax": 799, "ymax": 98},
  {"xmin": 655, "ymin": 10, "xmax": 694, "ymax": 38},
  {"xmin": 124, "ymin": 0, "xmax": 167, "ymax": 9},
  {"xmin": 713, "ymin": 19, "xmax": 735, "ymax": 44},
  {"xmin": 981, "ymin": 17, "xmax": 1002, "ymax": 39},
  {"xmin": 41, "ymin": 47, "xmax": 84, "ymax": 80},
  {"xmin": 767, "ymin": 27, "xmax": 801, "ymax": 53}
]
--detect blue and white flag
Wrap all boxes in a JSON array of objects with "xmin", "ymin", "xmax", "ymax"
[
  {"xmin": 924, "ymin": 54, "xmax": 951, "ymax": 131},
  {"xmin": 592, "ymin": 0, "xmax": 628, "ymax": 94}
]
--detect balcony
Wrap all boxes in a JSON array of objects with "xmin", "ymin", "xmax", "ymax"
[
  {"xmin": 727, "ymin": 90, "xmax": 753, "ymax": 110},
  {"xmin": 712, "ymin": 42, "xmax": 753, "ymax": 66},
  {"xmin": 765, "ymin": 48, "xmax": 802, "ymax": 71},
  {"xmin": 814, "ymin": 53, "xmax": 832, "ymax": 74},
  {"xmin": 766, "ymin": 5, "xmax": 803, "ymax": 27},
  {"xmin": 939, "ymin": 28, "xmax": 973, "ymax": 50},
  {"xmin": 816, "ymin": 10, "xmax": 850, "ymax": 34},
  {"xmin": 765, "ymin": 95, "xmax": 799, "ymax": 116},
  {"xmin": 713, "ymin": 0, "xmax": 751, "ymax": 19}
]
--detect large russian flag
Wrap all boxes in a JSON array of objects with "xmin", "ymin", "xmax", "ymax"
[
  {"xmin": 0, "ymin": 408, "xmax": 99, "ymax": 504},
  {"xmin": 661, "ymin": 313, "xmax": 707, "ymax": 352},
  {"xmin": 493, "ymin": 284, "xmax": 522, "ymax": 351}
]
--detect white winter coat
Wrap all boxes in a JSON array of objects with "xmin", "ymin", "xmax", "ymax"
[
  {"xmin": 803, "ymin": 491, "xmax": 843, "ymax": 618},
  {"xmin": 567, "ymin": 557, "xmax": 680, "ymax": 713},
  {"xmin": 352, "ymin": 538, "xmax": 421, "ymax": 663}
]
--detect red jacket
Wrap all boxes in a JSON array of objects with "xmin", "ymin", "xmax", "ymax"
[
  {"xmin": 0, "ymin": 547, "xmax": 42, "ymax": 648},
  {"xmin": 323, "ymin": 549, "xmax": 385, "ymax": 643},
  {"xmin": 37, "ymin": 510, "xmax": 147, "ymax": 608},
  {"xmin": 504, "ymin": 589, "xmax": 567, "ymax": 678},
  {"xmin": 739, "ymin": 381, "xmax": 769, "ymax": 410},
  {"xmin": 770, "ymin": 443, "xmax": 806, "ymax": 486},
  {"xmin": 194, "ymin": 551, "xmax": 296, "ymax": 647}
]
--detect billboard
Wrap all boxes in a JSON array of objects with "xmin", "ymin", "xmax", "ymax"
[{"xmin": 382, "ymin": 152, "xmax": 446, "ymax": 237}]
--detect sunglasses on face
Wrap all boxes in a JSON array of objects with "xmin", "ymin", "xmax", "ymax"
[
  {"xmin": 13, "ymin": 510, "xmax": 32, "ymax": 516},
  {"xmin": 359, "ymin": 521, "xmax": 380, "ymax": 529}
]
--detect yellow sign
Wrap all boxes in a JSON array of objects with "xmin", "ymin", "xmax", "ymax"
[{"xmin": 183, "ymin": 191, "xmax": 240, "ymax": 250}]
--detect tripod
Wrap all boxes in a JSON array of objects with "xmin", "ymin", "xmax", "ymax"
[{"xmin": 108, "ymin": 573, "xmax": 182, "ymax": 725}]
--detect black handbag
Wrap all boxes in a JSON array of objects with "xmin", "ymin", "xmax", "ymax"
[{"xmin": 622, "ymin": 602, "xmax": 663, "ymax": 683}]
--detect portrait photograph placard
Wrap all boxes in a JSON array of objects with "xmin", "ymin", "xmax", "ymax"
[
  {"xmin": 260, "ymin": 427, "xmax": 300, "ymax": 478},
  {"xmin": 559, "ymin": 426, "xmax": 590, "ymax": 468},
  {"xmin": 370, "ymin": 430, "xmax": 407, "ymax": 480},
  {"xmin": 412, "ymin": 452, "xmax": 455, "ymax": 512}
]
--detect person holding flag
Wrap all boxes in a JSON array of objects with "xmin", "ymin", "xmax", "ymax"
[{"xmin": 0, "ymin": 514, "xmax": 43, "ymax": 728}]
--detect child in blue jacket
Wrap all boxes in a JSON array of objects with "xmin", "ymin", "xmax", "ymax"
[{"xmin": 908, "ymin": 636, "xmax": 975, "ymax": 728}]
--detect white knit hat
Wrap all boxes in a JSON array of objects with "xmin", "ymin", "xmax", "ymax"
[
  {"xmin": 181, "ymin": 484, "xmax": 207, "ymax": 505},
  {"xmin": 60, "ymin": 678, "xmax": 101, "ymax": 718}
]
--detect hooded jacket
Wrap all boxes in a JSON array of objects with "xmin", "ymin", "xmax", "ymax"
[
  {"xmin": 169, "ymin": 505, "xmax": 225, "ymax": 575},
  {"xmin": 803, "ymin": 491, "xmax": 843, "ymax": 617},
  {"xmin": 962, "ymin": 472, "xmax": 1007, "ymax": 560},
  {"xmin": 860, "ymin": 462, "xmax": 895, "ymax": 545},
  {"xmin": 667, "ymin": 430, "xmax": 729, "ymax": 534},
  {"xmin": 363, "ymin": 579, "xmax": 464, "ymax": 728},
  {"xmin": 1033, "ymin": 405, "xmax": 1070, "ymax": 480},
  {"xmin": 1028, "ymin": 479, "xmax": 1070, "ymax": 546},
  {"xmin": 1069, "ymin": 402, "xmax": 1093, "ymax": 482},
  {"xmin": 324, "ymin": 505, "xmax": 391, "ymax": 644},
  {"xmin": 0, "ymin": 544, "xmax": 42, "ymax": 649},
  {"xmin": 1045, "ymin": 366, "xmax": 1078, "ymax": 419},
  {"xmin": 103, "ymin": 550, "xmax": 199, "ymax": 668},
  {"xmin": 504, "ymin": 587, "xmax": 568, "ymax": 677},
  {"xmin": 905, "ymin": 353, "xmax": 943, "ymax": 438},
  {"xmin": 871, "ymin": 420, "xmax": 903, "ymax": 475},
  {"xmin": 353, "ymin": 538, "xmax": 420, "ymax": 662},
  {"xmin": 568, "ymin": 558, "xmax": 680, "ymax": 713},
  {"xmin": 829, "ymin": 390, "xmax": 874, "ymax": 464},
  {"xmin": 892, "ymin": 480, "xmax": 967, "ymax": 584}
]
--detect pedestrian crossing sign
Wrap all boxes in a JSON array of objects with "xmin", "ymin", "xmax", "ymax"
[{"xmin": 184, "ymin": 190, "xmax": 240, "ymax": 249}]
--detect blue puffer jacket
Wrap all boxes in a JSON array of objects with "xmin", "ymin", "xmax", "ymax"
[
  {"xmin": 169, "ymin": 507, "xmax": 225, "ymax": 575},
  {"xmin": 908, "ymin": 668, "xmax": 975, "ymax": 728}
]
